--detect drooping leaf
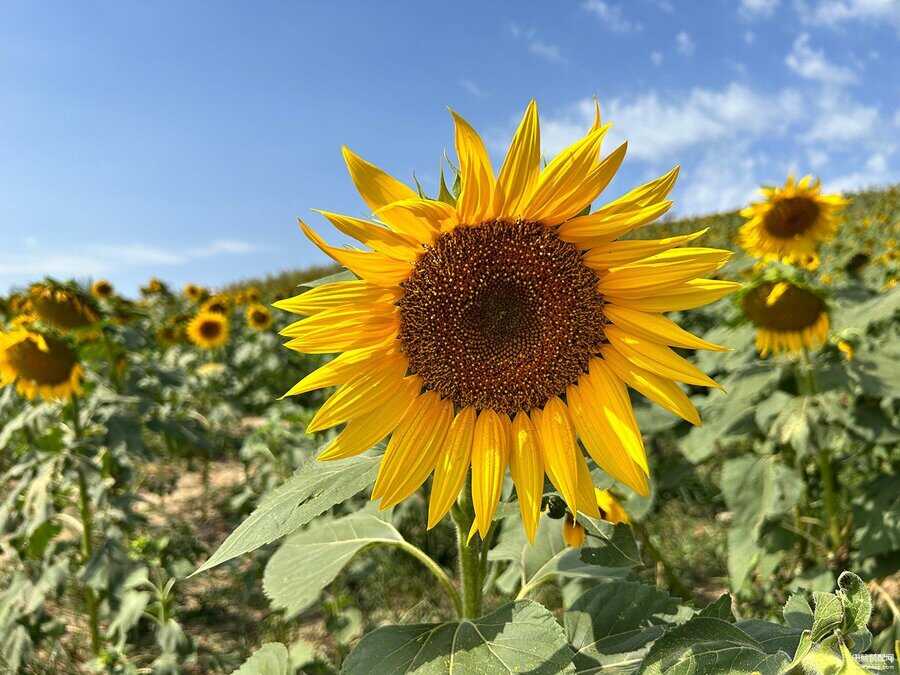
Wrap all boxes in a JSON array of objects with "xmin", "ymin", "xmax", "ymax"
[
  {"xmin": 193, "ymin": 454, "xmax": 380, "ymax": 575},
  {"xmin": 263, "ymin": 513, "xmax": 404, "ymax": 618},
  {"xmin": 342, "ymin": 600, "xmax": 575, "ymax": 675},
  {"xmin": 232, "ymin": 642, "xmax": 291, "ymax": 675}
]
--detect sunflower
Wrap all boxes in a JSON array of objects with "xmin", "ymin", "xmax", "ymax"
[
  {"xmin": 187, "ymin": 311, "xmax": 229, "ymax": 349},
  {"xmin": 246, "ymin": 304, "xmax": 273, "ymax": 331},
  {"xmin": 738, "ymin": 175, "xmax": 847, "ymax": 263},
  {"xmin": 28, "ymin": 283, "xmax": 99, "ymax": 331},
  {"xmin": 741, "ymin": 280, "xmax": 829, "ymax": 357},
  {"xmin": 201, "ymin": 295, "xmax": 230, "ymax": 315},
  {"xmin": 140, "ymin": 277, "xmax": 169, "ymax": 297},
  {"xmin": 91, "ymin": 279, "xmax": 115, "ymax": 299},
  {"xmin": 276, "ymin": 101, "xmax": 739, "ymax": 541},
  {"xmin": 183, "ymin": 283, "xmax": 207, "ymax": 302},
  {"xmin": 0, "ymin": 329, "xmax": 83, "ymax": 401}
]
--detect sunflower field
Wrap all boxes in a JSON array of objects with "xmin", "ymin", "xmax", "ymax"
[{"xmin": 1, "ymin": 105, "xmax": 899, "ymax": 675}]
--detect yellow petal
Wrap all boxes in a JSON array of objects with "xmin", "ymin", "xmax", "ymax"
[
  {"xmin": 606, "ymin": 327, "xmax": 720, "ymax": 388},
  {"xmin": 604, "ymin": 304, "xmax": 728, "ymax": 351},
  {"xmin": 280, "ymin": 305, "xmax": 398, "ymax": 354},
  {"xmin": 471, "ymin": 409, "xmax": 509, "ymax": 536},
  {"xmin": 299, "ymin": 220, "xmax": 411, "ymax": 287},
  {"xmin": 522, "ymin": 125, "xmax": 609, "ymax": 223},
  {"xmin": 598, "ymin": 248, "xmax": 733, "ymax": 297},
  {"xmin": 273, "ymin": 281, "xmax": 400, "ymax": 317},
  {"xmin": 583, "ymin": 229, "xmax": 709, "ymax": 269},
  {"xmin": 494, "ymin": 100, "xmax": 541, "ymax": 220},
  {"xmin": 589, "ymin": 97, "xmax": 602, "ymax": 133},
  {"xmin": 342, "ymin": 146, "xmax": 417, "ymax": 212},
  {"xmin": 609, "ymin": 278, "xmax": 742, "ymax": 312},
  {"xmin": 535, "ymin": 396, "xmax": 579, "ymax": 515},
  {"xmin": 574, "ymin": 451, "xmax": 601, "ymax": 519},
  {"xmin": 279, "ymin": 344, "xmax": 393, "ymax": 398},
  {"xmin": 508, "ymin": 411, "xmax": 545, "ymax": 543},
  {"xmin": 566, "ymin": 377, "xmax": 649, "ymax": 497},
  {"xmin": 307, "ymin": 354, "xmax": 409, "ymax": 432},
  {"xmin": 428, "ymin": 406, "xmax": 476, "ymax": 529},
  {"xmin": 557, "ymin": 200, "xmax": 673, "ymax": 247},
  {"xmin": 452, "ymin": 110, "xmax": 495, "ymax": 224},
  {"xmin": 600, "ymin": 345, "xmax": 701, "ymax": 426},
  {"xmin": 318, "ymin": 376, "xmax": 422, "ymax": 460},
  {"xmin": 539, "ymin": 142, "xmax": 628, "ymax": 226},
  {"xmin": 373, "ymin": 392, "xmax": 453, "ymax": 507},
  {"xmin": 374, "ymin": 198, "xmax": 457, "ymax": 243},
  {"xmin": 597, "ymin": 166, "xmax": 680, "ymax": 216},
  {"xmin": 314, "ymin": 210, "xmax": 422, "ymax": 261}
]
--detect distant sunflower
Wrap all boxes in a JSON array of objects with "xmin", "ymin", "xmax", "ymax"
[
  {"xmin": 245, "ymin": 304, "xmax": 272, "ymax": 331},
  {"xmin": 90, "ymin": 279, "xmax": 114, "ymax": 299},
  {"xmin": 742, "ymin": 280, "xmax": 829, "ymax": 357},
  {"xmin": 183, "ymin": 283, "xmax": 206, "ymax": 302},
  {"xmin": 28, "ymin": 283, "xmax": 99, "ymax": 331},
  {"xmin": 141, "ymin": 277, "xmax": 169, "ymax": 297},
  {"xmin": 276, "ymin": 101, "xmax": 739, "ymax": 541},
  {"xmin": 0, "ymin": 329, "xmax": 82, "ymax": 401},
  {"xmin": 187, "ymin": 311, "xmax": 229, "ymax": 349},
  {"xmin": 201, "ymin": 295, "xmax": 230, "ymax": 315},
  {"xmin": 739, "ymin": 175, "xmax": 847, "ymax": 263},
  {"xmin": 244, "ymin": 287, "xmax": 261, "ymax": 304}
]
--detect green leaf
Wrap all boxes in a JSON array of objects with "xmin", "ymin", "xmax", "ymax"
[
  {"xmin": 437, "ymin": 166, "xmax": 457, "ymax": 207},
  {"xmin": 566, "ymin": 581, "xmax": 680, "ymax": 673},
  {"xmin": 783, "ymin": 593, "xmax": 814, "ymax": 631},
  {"xmin": 810, "ymin": 592, "xmax": 843, "ymax": 642},
  {"xmin": 579, "ymin": 522, "xmax": 643, "ymax": 569},
  {"xmin": 698, "ymin": 594, "xmax": 735, "ymax": 622},
  {"xmin": 232, "ymin": 642, "xmax": 291, "ymax": 675},
  {"xmin": 836, "ymin": 572, "xmax": 872, "ymax": 651},
  {"xmin": 263, "ymin": 513, "xmax": 404, "ymax": 618},
  {"xmin": 852, "ymin": 474, "xmax": 900, "ymax": 558},
  {"xmin": 734, "ymin": 620, "xmax": 803, "ymax": 656},
  {"xmin": 193, "ymin": 455, "xmax": 380, "ymax": 575},
  {"xmin": 342, "ymin": 600, "xmax": 575, "ymax": 674},
  {"xmin": 639, "ymin": 616, "xmax": 789, "ymax": 674}
]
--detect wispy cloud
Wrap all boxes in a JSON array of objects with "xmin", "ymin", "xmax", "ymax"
[
  {"xmin": 676, "ymin": 31, "xmax": 695, "ymax": 55},
  {"xmin": 740, "ymin": 0, "xmax": 780, "ymax": 18},
  {"xmin": 650, "ymin": 50, "xmax": 663, "ymax": 66},
  {"xmin": 802, "ymin": 0, "xmax": 900, "ymax": 29},
  {"xmin": 581, "ymin": 0, "xmax": 642, "ymax": 32},
  {"xmin": 459, "ymin": 79, "xmax": 485, "ymax": 97},
  {"xmin": 508, "ymin": 23, "xmax": 567, "ymax": 64},
  {"xmin": 785, "ymin": 33, "xmax": 857, "ymax": 84}
]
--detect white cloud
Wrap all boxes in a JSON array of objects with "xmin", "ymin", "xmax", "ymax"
[
  {"xmin": 826, "ymin": 151, "xmax": 898, "ymax": 192},
  {"xmin": 744, "ymin": 30, "xmax": 756, "ymax": 43},
  {"xmin": 805, "ymin": 0, "xmax": 900, "ymax": 28},
  {"xmin": 508, "ymin": 23, "xmax": 566, "ymax": 64},
  {"xmin": 807, "ymin": 149, "xmax": 829, "ymax": 168},
  {"xmin": 581, "ymin": 0, "xmax": 642, "ymax": 32},
  {"xmin": 459, "ymin": 79, "xmax": 485, "ymax": 97},
  {"xmin": 803, "ymin": 90, "xmax": 878, "ymax": 143},
  {"xmin": 676, "ymin": 31, "xmax": 695, "ymax": 55},
  {"xmin": 650, "ymin": 50, "xmax": 663, "ymax": 66},
  {"xmin": 677, "ymin": 145, "xmax": 762, "ymax": 215},
  {"xmin": 893, "ymin": 109, "xmax": 900, "ymax": 126},
  {"xmin": 740, "ymin": 0, "xmax": 780, "ymax": 17},
  {"xmin": 785, "ymin": 33, "xmax": 857, "ymax": 84}
]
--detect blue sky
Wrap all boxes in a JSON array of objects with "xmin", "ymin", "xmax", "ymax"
[{"xmin": 2, "ymin": 0, "xmax": 898, "ymax": 295}]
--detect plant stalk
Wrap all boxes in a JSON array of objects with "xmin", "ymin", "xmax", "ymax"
[{"xmin": 451, "ymin": 478, "xmax": 482, "ymax": 619}]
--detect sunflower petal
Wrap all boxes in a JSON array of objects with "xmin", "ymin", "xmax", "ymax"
[
  {"xmin": 373, "ymin": 392, "xmax": 452, "ymax": 506},
  {"xmin": 317, "ymin": 376, "xmax": 422, "ymax": 460},
  {"xmin": 452, "ymin": 110, "xmax": 495, "ymax": 224},
  {"xmin": 598, "ymin": 248, "xmax": 733, "ymax": 296},
  {"xmin": 605, "ymin": 304, "xmax": 728, "ymax": 351},
  {"xmin": 428, "ymin": 406, "xmax": 476, "ymax": 529},
  {"xmin": 374, "ymin": 198, "xmax": 457, "ymax": 243},
  {"xmin": 314, "ymin": 210, "xmax": 422, "ymax": 261},
  {"xmin": 342, "ymin": 146, "xmax": 418, "ymax": 212},
  {"xmin": 471, "ymin": 409, "xmax": 509, "ymax": 537},
  {"xmin": 494, "ymin": 100, "xmax": 541, "ymax": 220},
  {"xmin": 273, "ymin": 281, "xmax": 400, "ymax": 317},
  {"xmin": 584, "ymin": 229, "xmax": 709, "ymax": 269},
  {"xmin": 299, "ymin": 219, "xmax": 411, "ymax": 287},
  {"xmin": 534, "ymin": 396, "xmax": 579, "ymax": 515},
  {"xmin": 610, "ymin": 278, "xmax": 742, "ymax": 312},
  {"xmin": 557, "ymin": 200, "xmax": 673, "ymax": 246},
  {"xmin": 574, "ymin": 451, "xmax": 601, "ymax": 519},
  {"xmin": 541, "ymin": 142, "xmax": 628, "ymax": 226},
  {"xmin": 509, "ymin": 411, "xmax": 544, "ymax": 542},
  {"xmin": 606, "ymin": 327, "xmax": 720, "ymax": 388},
  {"xmin": 280, "ymin": 344, "xmax": 393, "ymax": 398}
]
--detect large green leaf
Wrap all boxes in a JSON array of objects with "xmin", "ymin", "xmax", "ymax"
[
  {"xmin": 193, "ymin": 454, "xmax": 380, "ymax": 575},
  {"xmin": 263, "ymin": 513, "xmax": 403, "ymax": 617},
  {"xmin": 639, "ymin": 616, "xmax": 790, "ymax": 675},
  {"xmin": 566, "ymin": 581, "xmax": 680, "ymax": 673},
  {"xmin": 231, "ymin": 642, "xmax": 291, "ymax": 675},
  {"xmin": 852, "ymin": 474, "xmax": 900, "ymax": 558},
  {"xmin": 341, "ymin": 600, "xmax": 575, "ymax": 674}
]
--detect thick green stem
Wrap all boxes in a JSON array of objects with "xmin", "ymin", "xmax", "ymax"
[
  {"xmin": 451, "ymin": 479, "xmax": 482, "ymax": 619},
  {"xmin": 71, "ymin": 396, "xmax": 101, "ymax": 655},
  {"xmin": 396, "ymin": 542, "xmax": 463, "ymax": 618}
]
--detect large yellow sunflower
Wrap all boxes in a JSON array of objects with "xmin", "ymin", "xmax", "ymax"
[
  {"xmin": 276, "ymin": 101, "xmax": 739, "ymax": 542},
  {"xmin": 738, "ymin": 175, "xmax": 847, "ymax": 262},
  {"xmin": 187, "ymin": 311, "xmax": 229, "ymax": 349},
  {"xmin": 741, "ymin": 280, "xmax": 829, "ymax": 357},
  {"xmin": 0, "ymin": 329, "xmax": 83, "ymax": 401}
]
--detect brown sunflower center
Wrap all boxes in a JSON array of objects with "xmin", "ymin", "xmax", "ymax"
[
  {"xmin": 7, "ymin": 335, "xmax": 77, "ymax": 385},
  {"xmin": 397, "ymin": 221, "xmax": 607, "ymax": 415},
  {"xmin": 742, "ymin": 282, "xmax": 826, "ymax": 331},
  {"xmin": 199, "ymin": 320, "xmax": 223, "ymax": 339},
  {"xmin": 763, "ymin": 197, "xmax": 820, "ymax": 239}
]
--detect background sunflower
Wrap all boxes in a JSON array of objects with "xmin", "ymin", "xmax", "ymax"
[
  {"xmin": 187, "ymin": 311, "xmax": 230, "ymax": 349},
  {"xmin": 0, "ymin": 329, "xmax": 82, "ymax": 400}
]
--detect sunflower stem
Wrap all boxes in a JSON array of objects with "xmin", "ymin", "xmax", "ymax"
[
  {"xmin": 70, "ymin": 395, "xmax": 102, "ymax": 657},
  {"xmin": 451, "ymin": 477, "xmax": 482, "ymax": 619}
]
